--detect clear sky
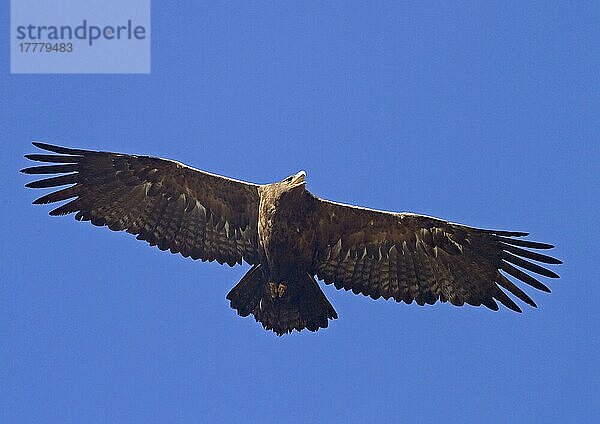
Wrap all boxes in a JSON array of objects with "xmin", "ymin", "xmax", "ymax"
[{"xmin": 2, "ymin": 2, "xmax": 599, "ymax": 423}]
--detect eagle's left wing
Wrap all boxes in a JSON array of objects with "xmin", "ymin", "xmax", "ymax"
[
  {"xmin": 22, "ymin": 142, "xmax": 261, "ymax": 266},
  {"xmin": 312, "ymin": 198, "xmax": 561, "ymax": 312}
]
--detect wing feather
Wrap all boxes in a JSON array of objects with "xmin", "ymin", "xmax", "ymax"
[
  {"xmin": 22, "ymin": 142, "xmax": 260, "ymax": 266},
  {"xmin": 313, "ymin": 198, "xmax": 561, "ymax": 312}
]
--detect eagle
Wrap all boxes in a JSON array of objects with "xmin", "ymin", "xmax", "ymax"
[{"xmin": 22, "ymin": 142, "xmax": 561, "ymax": 335}]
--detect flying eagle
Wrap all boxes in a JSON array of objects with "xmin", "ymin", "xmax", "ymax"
[{"xmin": 22, "ymin": 142, "xmax": 561, "ymax": 335}]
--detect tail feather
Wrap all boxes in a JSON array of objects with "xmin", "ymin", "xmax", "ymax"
[
  {"xmin": 226, "ymin": 265, "xmax": 338, "ymax": 335},
  {"xmin": 226, "ymin": 265, "xmax": 263, "ymax": 317}
]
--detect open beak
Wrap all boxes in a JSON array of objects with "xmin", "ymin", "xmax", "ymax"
[{"xmin": 290, "ymin": 171, "xmax": 306, "ymax": 186}]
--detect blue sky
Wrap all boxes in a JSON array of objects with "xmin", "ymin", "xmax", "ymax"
[{"xmin": 2, "ymin": 2, "xmax": 599, "ymax": 423}]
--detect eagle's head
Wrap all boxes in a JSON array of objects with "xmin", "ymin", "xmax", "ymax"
[
  {"xmin": 281, "ymin": 170, "xmax": 306, "ymax": 189},
  {"xmin": 260, "ymin": 171, "xmax": 307, "ymax": 204}
]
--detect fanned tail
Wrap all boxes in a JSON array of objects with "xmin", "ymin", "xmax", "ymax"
[{"xmin": 227, "ymin": 265, "xmax": 337, "ymax": 335}]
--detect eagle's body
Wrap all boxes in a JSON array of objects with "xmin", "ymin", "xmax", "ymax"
[
  {"xmin": 258, "ymin": 176, "xmax": 316, "ymax": 278},
  {"xmin": 22, "ymin": 143, "xmax": 561, "ymax": 335},
  {"xmin": 233, "ymin": 174, "xmax": 338, "ymax": 332}
]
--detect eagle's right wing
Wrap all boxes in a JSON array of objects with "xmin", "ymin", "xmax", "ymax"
[
  {"xmin": 22, "ymin": 142, "xmax": 261, "ymax": 266},
  {"xmin": 312, "ymin": 198, "xmax": 561, "ymax": 312}
]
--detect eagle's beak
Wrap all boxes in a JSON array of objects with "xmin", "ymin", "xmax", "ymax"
[{"xmin": 290, "ymin": 171, "xmax": 306, "ymax": 186}]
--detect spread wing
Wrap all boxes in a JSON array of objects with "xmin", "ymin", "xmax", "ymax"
[
  {"xmin": 22, "ymin": 142, "xmax": 260, "ymax": 266},
  {"xmin": 313, "ymin": 199, "xmax": 561, "ymax": 312}
]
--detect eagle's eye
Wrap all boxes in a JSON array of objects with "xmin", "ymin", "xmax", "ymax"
[{"xmin": 284, "ymin": 176, "xmax": 293, "ymax": 183}]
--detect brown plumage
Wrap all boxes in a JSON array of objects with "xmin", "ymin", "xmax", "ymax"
[{"xmin": 22, "ymin": 142, "xmax": 562, "ymax": 335}]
